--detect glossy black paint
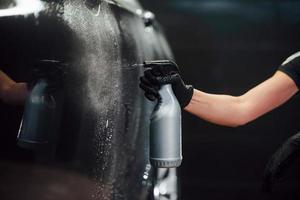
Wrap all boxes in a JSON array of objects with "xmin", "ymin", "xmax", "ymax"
[{"xmin": 0, "ymin": 0, "xmax": 174, "ymax": 199}]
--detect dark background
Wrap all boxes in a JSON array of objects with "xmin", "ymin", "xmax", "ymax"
[{"xmin": 139, "ymin": 0, "xmax": 300, "ymax": 199}]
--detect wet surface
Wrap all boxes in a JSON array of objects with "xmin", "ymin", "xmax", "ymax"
[{"xmin": 0, "ymin": 0, "xmax": 176, "ymax": 199}]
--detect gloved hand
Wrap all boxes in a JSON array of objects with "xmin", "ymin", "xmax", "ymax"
[
  {"xmin": 29, "ymin": 60, "xmax": 65, "ymax": 90},
  {"xmin": 139, "ymin": 60, "xmax": 194, "ymax": 108},
  {"xmin": 262, "ymin": 132, "xmax": 300, "ymax": 192}
]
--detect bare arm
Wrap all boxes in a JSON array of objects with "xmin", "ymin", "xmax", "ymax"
[
  {"xmin": 184, "ymin": 71, "xmax": 298, "ymax": 127},
  {"xmin": 0, "ymin": 70, "xmax": 28, "ymax": 105}
]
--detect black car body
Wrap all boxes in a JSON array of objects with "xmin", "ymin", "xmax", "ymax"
[{"xmin": 0, "ymin": 0, "xmax": 178, "ymax": 199}]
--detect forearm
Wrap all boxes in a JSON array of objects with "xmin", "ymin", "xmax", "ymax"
[
  {"xmin": 184, "ymin": 71, "xmax": 298, "ymax": 127},
  {"xmin": 184, "ymin": 90, "xmax": 245, "ymax": 127}
]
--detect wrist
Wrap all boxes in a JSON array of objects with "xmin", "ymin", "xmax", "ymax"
[
  {"xmin": 181, "ymin": 85, "xmax": 194, "ymax": 109},
  {"xmin": 183, "ymin": 88, "xmax": 197, "ymax": 110}
]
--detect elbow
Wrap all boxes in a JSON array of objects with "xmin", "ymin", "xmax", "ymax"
[
  {"xmin": 227, "ymin": 118, "xmax": 249, "ymax": 128},
  {"xmin": 225, "ymin": 96, "xmax": 252, "ymax": 128},
  {"xmin": 215, "ymin": 113, "xmax": 251, "ymax": 127}
]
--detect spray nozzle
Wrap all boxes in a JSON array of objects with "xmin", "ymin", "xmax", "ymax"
[
  {"xmin": 30, "ymin": 60, "xmax": 66, "ymax": 90},
  {"xmin": 129, "ymin": 60, "xmax": 179, "ymax": 76},
  {"xmin": 143, "ymin": 60, "xmax": 179, "ymax": 76}
]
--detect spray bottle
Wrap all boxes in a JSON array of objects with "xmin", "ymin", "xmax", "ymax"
[
  {"xmin": 141, "ymin": 60, "xmax": 182, "ymax": 168},
  {"xmin": 17, "ymin": 60, "xmax": 65, "ymax": 150}
]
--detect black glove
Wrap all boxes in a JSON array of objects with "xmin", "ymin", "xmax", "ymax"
[
  {"xmin": 262, "ymin": 132, "xmax": 300, "ymax": 193},
  {"xmin": 139, "ymin": 60, "xmax": 194, "ymax": 108},
  {"xmin": 29, "ymin": 60, "xmax": 66, "ymax": 91}
]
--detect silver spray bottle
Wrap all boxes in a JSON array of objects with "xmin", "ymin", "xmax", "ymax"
[
  {"xmin": 142, "ymin": 61, "xmax": 182, "ymax": 168},
  {"xmin": 150, "ymin": 84, "xmax": 182, "ymax": 168}
]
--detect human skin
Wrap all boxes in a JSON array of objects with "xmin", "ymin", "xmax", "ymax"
[
  {"xmin": 184, "ymin": 71, "xmax": 298, "ymax": 127},
  {"xmin": 0, "ymin": 70, "xmax": 28, "ymax": 105}
]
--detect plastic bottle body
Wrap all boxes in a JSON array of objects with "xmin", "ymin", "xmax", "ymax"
[
  {"xmin": 17, "ymin": 79, "xmax": 61, "ymax": 149},
  {"xmin": 150, "ymin": 84, "xmax": 182, "ymax": 168}
]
